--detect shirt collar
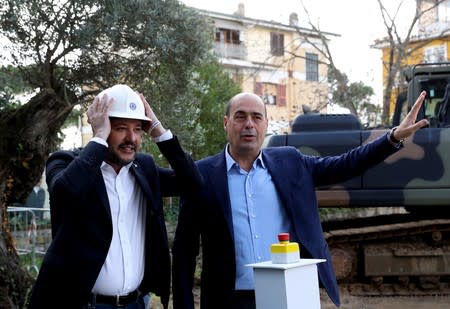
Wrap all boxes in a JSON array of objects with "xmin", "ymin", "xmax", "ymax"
[
  {"xmin": 101, "ymin": 160, "xmax": 134, "ymax": 174},
  {"xmin": 225, "ymin": 144, "xmax": 266, "ymax": 172}
]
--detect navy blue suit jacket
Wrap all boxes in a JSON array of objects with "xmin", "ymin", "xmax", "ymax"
[
  {"xmin": 172, "ymin": 133, "xmax": 399, "ymax": 309},
  {"xmin": 29, "ymin": 137, "xmax": 202, "ymax": 309}
]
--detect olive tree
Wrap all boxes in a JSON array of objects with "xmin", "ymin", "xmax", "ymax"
[{"xmin": 0, "ymin": 0, "xmax": 212, "ymax": 307}]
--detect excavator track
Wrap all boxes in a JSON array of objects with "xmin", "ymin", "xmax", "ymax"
[{"xmin": 322, "ymin": 214, "xmax": 450, "ymax": 297}]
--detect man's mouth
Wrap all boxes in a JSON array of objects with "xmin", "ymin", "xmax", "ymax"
[
  {"xmin": 241, "ymin": 130, "xmax": 256, "ymax": 138},
  {"xmin": 119, "ymin": 144, "xmax": 136, "ymax": 152},
  {"xmin": 241, "ymin": 134, "xmax": 256, "ymax": 141}
]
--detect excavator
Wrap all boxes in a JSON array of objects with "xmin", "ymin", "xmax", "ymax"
[{"xmin": 266, "ymin": 62, "xmax": 450, "ymax": 296}]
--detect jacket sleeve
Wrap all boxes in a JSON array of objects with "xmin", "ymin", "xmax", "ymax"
[
  {"xmin": 46, "ymin": 142, "xmax": 107, "ymax": 198},
  {"xmin": 155, "ymin": 135, "xmax": 203, "ymax": 198},
  {"xmin": 304, "ymin": 132, "xmax": 400, "ymax": 187}
]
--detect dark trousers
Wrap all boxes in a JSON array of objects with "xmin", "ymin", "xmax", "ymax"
[{"xmin": 231, "ymin": 290, "xmax": 256, "ymax": 309}]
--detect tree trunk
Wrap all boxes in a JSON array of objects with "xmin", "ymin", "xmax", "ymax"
[{"xmin": 0, "ymin": 88, "xmax": 74, "ymax": 308}]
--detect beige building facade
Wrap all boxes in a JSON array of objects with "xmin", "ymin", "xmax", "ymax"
[
  {"xmin": 76, "ymin": 4, "xmax": 339, "ymax": 146},
  {"xmin": 201, "ymin": 4, "xmax": 338, "ymax": 133}
]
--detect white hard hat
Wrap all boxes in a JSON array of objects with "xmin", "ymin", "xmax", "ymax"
[{"xmin": 98, "ymin": 84, "xmax": 151, "ymax": 129}]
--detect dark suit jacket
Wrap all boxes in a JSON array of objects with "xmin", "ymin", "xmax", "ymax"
[
  {"xmin": 28, "ymin": 136, "xmax": 202, "ymax": 309},
  {"xmin": 172, "ymin": 133, "xmax": 399, "ymax": 309}
]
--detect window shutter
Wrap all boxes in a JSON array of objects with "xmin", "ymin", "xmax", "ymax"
[
  {"xmin": 254, "ymin": 82, "xmax": 263, "ymax": 96},
  {"xmin": 277, "ymin": 84, "xmax": 286, "ymax": 106}
]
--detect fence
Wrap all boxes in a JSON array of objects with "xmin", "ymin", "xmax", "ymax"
[{"xmin": 7, "ymin": 206, "xmax": 52, "ymax": 275}]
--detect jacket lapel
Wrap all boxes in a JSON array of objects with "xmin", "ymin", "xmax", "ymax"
[
  {"xmin": 94, "ymin": 171, "xmax": 112, "ymax": 218},
  {"xmin": 262, "ymin": 150, "xmax": 293, "ymax": 213},
  {"xmin": 209, "ymin": 151, "xmax": 234, "ymax": 241},
  {"xmin": 130, "ymin": 161, "xmax": 156, "ymax": 215}
]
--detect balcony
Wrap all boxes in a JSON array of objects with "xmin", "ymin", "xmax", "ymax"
[{"xmin": 213, "ymin": 42, "xmax": 248, "ymax": 60}]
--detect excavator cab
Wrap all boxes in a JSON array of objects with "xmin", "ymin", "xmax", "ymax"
[{"xmin": 402, "ymin": 62, "xmax": 450, "ymax": 127}]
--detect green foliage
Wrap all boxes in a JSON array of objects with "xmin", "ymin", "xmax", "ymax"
[
  {"xmin": 328, "ymin": 66, "xmax": 378, "ymax": 124},
  {"xmin": 163, "ymin": 196, "xmax": 180, "ymax": 226},
  {"xmin": 348, "ymin": 82, "xmax": 375, "ymax": 112},
  {"xmin": 190, "ymin": 58, "xmax": 241, "ymax": 159},
  {"xmin": 0, "ymin": 0, "xmax": 213, "ymax": 145},
  {"xmin": 61, "ymin": 107, "xmax": 82, "ymax": 129},
  {"xmin": 19, "ymin": 253, "xmax": 43, "ymax": 279},
  {"xmin": 0, "ymin": 65, "xmax": 32, "ymax": 109},
  {"xmin": 141, "ymin": 58, "xmax": 241, "ymax": 164}
]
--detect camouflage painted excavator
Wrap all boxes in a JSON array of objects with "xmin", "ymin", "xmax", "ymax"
[{"xmin": 266, "ymin": 62, "xmax": 450, "ymax": 296}]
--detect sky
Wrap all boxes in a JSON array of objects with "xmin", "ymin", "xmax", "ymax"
[{"xmin": 180, "ymin": 0, "xmax": 417, "ymax": 105}]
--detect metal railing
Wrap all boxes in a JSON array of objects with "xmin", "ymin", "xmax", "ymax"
[
  {"xmin": 7, "ymin": 206, "xmax": 52, "ymax": 275},
  {"xmin": 213, "ymin": 42, "xmax": 248, "ymax": 60}
]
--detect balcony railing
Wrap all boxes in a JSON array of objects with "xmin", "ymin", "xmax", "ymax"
[{"xmin": 213, "ymin": 42, "xmax": 247, "ymax": 60}]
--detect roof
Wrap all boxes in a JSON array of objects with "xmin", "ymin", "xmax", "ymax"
[{"xmin": 195, "ymin": 8, "xmax": 340, "ymax": 38}]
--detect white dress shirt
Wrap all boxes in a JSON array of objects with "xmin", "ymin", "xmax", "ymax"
[
  {"xmin": 90, "ymin": 130, "xmax": 173, "ymax": 295},
  {"xmin": 91, "ymin": 161, "xmax": 146, "ymax": 295}
]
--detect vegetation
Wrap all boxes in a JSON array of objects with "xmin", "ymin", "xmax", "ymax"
[
  {"xmin": 141, "ymin": 57, "xmax": 241, "ymax": 165},
  {"xmin": 328, "ymin": 68, "xmax": 379, "ymax": 126},
  {"xmin": 292, "ymin": 1, "xmax": 379, "ymax": 123},
  {"xmin": 374, "ymin": 0, "xmax": 450, "ymax": 125},
  {"xmin": 0, "ymin": 0, "xmax": 240, "ymax": 307}
]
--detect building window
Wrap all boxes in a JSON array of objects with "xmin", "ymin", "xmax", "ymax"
[
  {"xmin": 263, "ymin": 91, "xmax": 277, "ymax": 105},
  {"xmin": 215, "ymin": 28, "xmax": 241, "ymax": 45},
  {"xmin": 270, "ymin": 32, "xmax": 284, "ymax": 56},
  {"xmin": 254, "ymin": 82, "xmax": 286, "ymax": 106},
  {"xmin": 306, "ymin": 53, "xmax": 319, "ymax": 81},
  {"xmin": 424, "ymin": 44, "xmax": 448, "ymax": 63}
]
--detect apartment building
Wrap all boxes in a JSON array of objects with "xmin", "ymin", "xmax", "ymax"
[
  {"xmin": 376, "ymin": 0, "xmax": 450, "ymax": 118},
  {"xmin": 199, "ymin": 4, "xmax": 338, "ymax": 134},
  {"xmin": 73, "ymin": 4, "xmax": 339, "ymax": 147}
]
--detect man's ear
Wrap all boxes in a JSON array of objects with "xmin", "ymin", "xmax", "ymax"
[{"xmin": 224, "ymin": 115, "xmax": 228, "ymax": 130}]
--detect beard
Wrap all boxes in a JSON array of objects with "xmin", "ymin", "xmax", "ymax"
[{"xmin": 105, "ymin": 143, "xmax": 136, "ymax": 167}]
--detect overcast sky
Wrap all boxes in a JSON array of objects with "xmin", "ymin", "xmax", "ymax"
[{"xmin": 181, "ymin": 0, "xmax": 417, "ymax": 104}]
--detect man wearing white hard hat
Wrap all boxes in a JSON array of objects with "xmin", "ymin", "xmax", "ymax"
[{"xmin": 29, "ymin": 84, "xmax": 202, "ymax": 309}]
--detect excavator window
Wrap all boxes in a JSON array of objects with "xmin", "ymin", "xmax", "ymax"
[{"xmin": 413, "ymin": 76, "xmax": 450, "ymax": 127}]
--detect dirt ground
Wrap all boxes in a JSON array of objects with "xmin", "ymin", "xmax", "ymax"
[
  {"xmin": 150, "ymin": 286, "xmax": 450, "ymax": 309},
  {"xmin": 321, "ymin": 287, "xmax": 450, "ymax": 309}
]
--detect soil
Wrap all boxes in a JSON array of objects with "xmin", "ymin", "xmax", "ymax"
[{"xmin": 150, "ymin": 286, "xmax": 450, "ymax": 309}]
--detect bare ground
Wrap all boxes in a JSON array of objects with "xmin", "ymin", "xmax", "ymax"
[{"xmin": 150, "ymin": 286, "xmax": 450, "ymax": 309}]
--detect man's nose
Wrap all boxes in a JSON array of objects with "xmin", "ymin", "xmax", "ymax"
[
  {"xmin": 125, "ymin": 129, "xmax": 139, "ymax": 141},
  {"xmin": 244, "ymin": 116, "xmax": 255, "ymax": 127}
]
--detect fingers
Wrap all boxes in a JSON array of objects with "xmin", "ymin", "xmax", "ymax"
[
  {"xmin": 138, "ymin": 92, "xmax": 155, "ymax": 132},
  {"xmin": 137, "ymin": 92, "xmax": 166, "ymax": 136},
  {"xmin": 403, "ymin": 118, "xmax": 429, "ymax": 138},
  {"xmin": 395, "ymin": 91, "xmax": 429, "ymax": 140},
  {"xmin": 87, "ymin": 93, "xmax": 113, "ymax": 140},
  {"xmin": 95, "ymin": 94, "xmax": 114, "ymax": 113},
  {"xmin": 138, "ymin": 92, "xmax": 158, "ymax": 120},
  {"xmin": 413, "ymin": 118, "xmax": 429, "ymax": 130},
  {"xmin": 408, "ymin": 91, "xmax": 426, "ymax": 118},
  {"xmin": 87, "ymin": 96, "xmax": 99, "ymax": 123},
  {"xmin": 88, "ymin": 94, "xmax": 113, "ymax": 117}
]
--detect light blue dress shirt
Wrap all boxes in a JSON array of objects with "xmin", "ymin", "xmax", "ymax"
[{"xmin": 225, "ymin": 145, "xmax": 293, "ymax": 290}]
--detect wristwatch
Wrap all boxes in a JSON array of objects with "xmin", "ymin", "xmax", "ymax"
[{"xmin": 388, "ymin": 127, "xmax": 405, "ymax": 147}]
